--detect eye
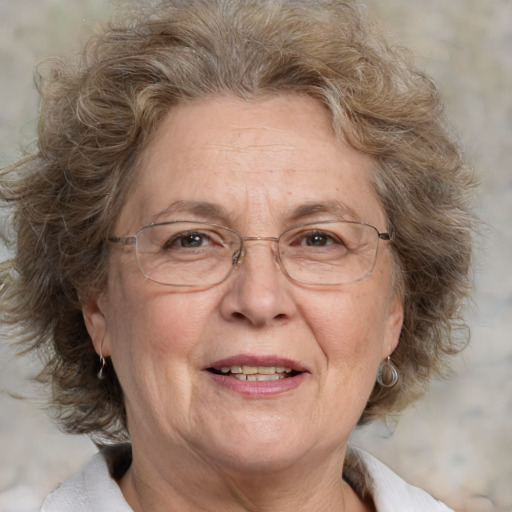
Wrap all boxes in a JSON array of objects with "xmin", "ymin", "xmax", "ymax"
[
  {"xmin": 296, "ymin": 230, "xmax": 341, "ymax": 247},
  {"xmin": 164, "ymin": 231, "xmax": 218, "ymax": 250}
]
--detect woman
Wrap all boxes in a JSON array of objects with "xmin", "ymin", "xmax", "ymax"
[{"xmin": 0, "ymin": 0, "xmax": 477, "ymax": 510}]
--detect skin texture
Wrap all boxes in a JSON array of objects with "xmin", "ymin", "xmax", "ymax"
[{"xmin": 83, "ymin": 94, "xmax": 403, "ymax": 511}]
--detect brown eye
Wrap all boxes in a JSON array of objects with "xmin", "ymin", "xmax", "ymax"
[
  {"xmin": 297, "ymin": 230, "xmax": 340, "ymax": 247},
  {"xmin": 180, "ymin": 233, "xmax": 207, "ymax": 248},
  {"xmin": 164, "ymin": 231, "xmax": 214, "ymax": 250}
]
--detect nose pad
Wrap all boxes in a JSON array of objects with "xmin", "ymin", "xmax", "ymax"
[
  {"xmin": 232, "ymin": 248, "xmax": 244, "ymax": 267},
  {"xmin": 231, "ymin": 242, "xmax": 280, "ymax": 272}
]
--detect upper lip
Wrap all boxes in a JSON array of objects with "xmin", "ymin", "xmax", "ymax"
[{"xmin": 206, "ymin": 354, "xmax": 309, "ymax": 373}]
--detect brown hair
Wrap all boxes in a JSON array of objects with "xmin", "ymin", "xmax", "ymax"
[{"xmin": 0, "ymin": 0, "xmax": 477, "ymax": 442}]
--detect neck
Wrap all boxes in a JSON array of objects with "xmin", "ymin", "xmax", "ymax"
[{"xmin": 119, "ymin": 442, "xmax": 354, "ymax": 512}]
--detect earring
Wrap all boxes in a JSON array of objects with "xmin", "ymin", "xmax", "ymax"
[
  {"xmin": 97, "ymin": 346, "xmax": 106, "ymax": 380},
  {"xmin": 377, "ymin": 356, "xmax": 398, "ymax": 388}
]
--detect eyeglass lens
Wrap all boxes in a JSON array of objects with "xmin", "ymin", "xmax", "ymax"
[{"xmin": 133, "ymin": 221, "xmax": 382, "ymax": 286}]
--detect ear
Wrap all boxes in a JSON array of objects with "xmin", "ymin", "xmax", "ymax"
[
  {"xmin": 83, "ymin": 293, "xmax": 111, "ymax": 357},
  {"xmin": 383, "ymin": 292, "xmax": 404, "ymax": 358}
]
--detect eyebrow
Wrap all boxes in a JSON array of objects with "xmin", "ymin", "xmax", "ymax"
[
  {"xmin": 151, "ymin": 200, "xmax": 231, "ymax": 225},
  {"xmin": 285, "ymin": 200, "xmax": 361, "ymax": 223},
  {"xmin": 150, "ymin": 199, "xmax": 361, "ymax": 226}
]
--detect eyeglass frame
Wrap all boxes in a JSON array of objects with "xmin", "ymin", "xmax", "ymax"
[{"xmin": 107, "ymin": 219, "xmax": 394, "ymax": 287}]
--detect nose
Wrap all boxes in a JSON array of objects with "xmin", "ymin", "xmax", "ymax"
[{"xmin": 219, "ymin": 239, "xmax": 296, "ymax": 327}]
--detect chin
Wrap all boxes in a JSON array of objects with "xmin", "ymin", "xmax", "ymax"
[{"xmin": 199, "ymin": 422, "xmax": 326, "ymax": 475}]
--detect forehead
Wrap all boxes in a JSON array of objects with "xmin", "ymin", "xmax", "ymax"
[{"xmin": 117, "ymin": 94, "xmax": 384, "ymax": 232}]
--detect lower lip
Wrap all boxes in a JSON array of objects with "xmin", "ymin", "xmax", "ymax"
[{"xmin": 205, "ymin": 371, "xmax": 308, "ymax": 397}]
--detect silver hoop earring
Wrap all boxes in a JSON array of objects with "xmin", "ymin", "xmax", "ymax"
[
  {"xmin": 97, "ymin": 347, "xmax": 106, "ymax": 380},
  {"xmin": 377, "ymin": 356, "xmax": 398, "ymax": 388}
]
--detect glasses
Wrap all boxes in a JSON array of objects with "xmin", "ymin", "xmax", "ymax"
[{"xmin": 107, "ymin": 220, "xmax": 393, "ymax": 287}]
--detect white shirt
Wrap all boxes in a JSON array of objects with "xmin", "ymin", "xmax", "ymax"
[{"xmin": 40, "ymin": 446, "xmax": 454, "ymax": 512}]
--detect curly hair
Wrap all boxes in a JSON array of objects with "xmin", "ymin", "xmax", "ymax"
[{"xmin": 0, "ymin": 0, "xmax": 477, "ymax": 442}]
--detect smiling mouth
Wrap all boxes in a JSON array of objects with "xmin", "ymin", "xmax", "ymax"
[{"xmin": 207, "ymin": 365, "xmax": 301, "ymax": 381}]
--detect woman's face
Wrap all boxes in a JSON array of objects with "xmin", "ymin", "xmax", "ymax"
[{"xmin": 84, "ymin": 94, "xmax": 403, "ymax": 476}]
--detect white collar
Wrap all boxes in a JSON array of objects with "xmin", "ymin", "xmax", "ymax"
[{"xmin": 41, "ymin": 445, "xmax": 453, "ymax": 512}]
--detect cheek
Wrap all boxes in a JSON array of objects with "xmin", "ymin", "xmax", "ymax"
[
  {"xmin": 103, "ymin": 285, "xmax": 217, "ymax": 417},
  {"xmin": 299, "ymin": 288, "xmax": 388, "ymax": 434},
  {"xmin": 302, "ymin": 287, "xmax": 389, "ymax": 369},
  {"xmin": 104, "ymin": 274, "xmax": 224, "ymax": 375}
]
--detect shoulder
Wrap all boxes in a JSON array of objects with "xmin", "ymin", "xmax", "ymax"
[
  {"xmin": 345, "ymin": 446, "xmax": 454, "ymax": 512},
  {"xmin": 40, "ymin": 449, "xmax": 132, "ymax": 512}
]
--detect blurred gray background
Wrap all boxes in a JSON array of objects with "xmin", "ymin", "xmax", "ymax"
[{"xmin": 0, "ymin": 1, "xmax": 510, "ymax": 511}]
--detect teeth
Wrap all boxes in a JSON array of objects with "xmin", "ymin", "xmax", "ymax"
[
  {"xmin": 219, "ymin": 365, "xmax": 293, "ymax": 377},
  {"xmin": 221, "ymin": 366, "xmax": 239, "ymax": 374},
  {"xmin": 234, "ymin": 373, "xmax": 285, "ymax": 381}
]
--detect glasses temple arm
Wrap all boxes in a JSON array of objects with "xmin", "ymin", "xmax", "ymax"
[{"xmin": 106, "ymin": 235, "xmax": 136, "ymax": 247}]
